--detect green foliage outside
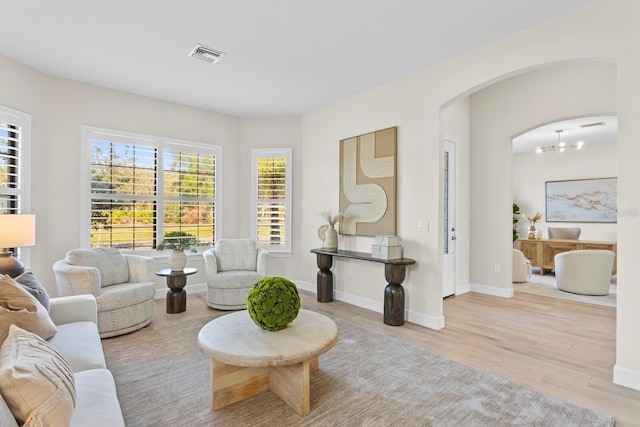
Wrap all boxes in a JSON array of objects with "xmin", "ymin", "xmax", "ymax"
[
  {"xmin": 513, "ymin": 203, "xmax": 521, "ymax": 241},
  {"xmin": 90, "ymin": 141, "xmax": 215, "ymax": 249}
]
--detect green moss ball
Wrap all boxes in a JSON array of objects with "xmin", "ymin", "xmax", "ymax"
[{"xmin": 246, "ymin": 276, "xmax": 301, "ymax": 331}]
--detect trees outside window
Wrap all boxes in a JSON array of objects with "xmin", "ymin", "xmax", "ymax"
[
  {"xmin": 83, "ymin": 127, "xmax": 219, "ymax": 252},
  {"xmin": 251, "ymin": 148, "xmax": 291, "ymax": 254}
]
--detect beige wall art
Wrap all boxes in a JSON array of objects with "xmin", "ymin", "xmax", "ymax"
[{"xmin": 339, "ymin": 126, "xmax": 397, "ymax": 236}]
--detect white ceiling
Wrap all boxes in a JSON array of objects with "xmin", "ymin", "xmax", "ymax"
[
  {"xmin": 0, "ymin": 0, "xmax": 594, "ymax": 117},
  {"xmin": 512, "ymin": 115, "xmax": 618, "ymax": 155}
]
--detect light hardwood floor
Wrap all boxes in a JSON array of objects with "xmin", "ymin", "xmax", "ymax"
[
  {"xmin": 302, "ymin": 290, "xmax": 640, "ymax": 425},
  {"xmin": 158, "ymin": 290, "xmax": 640, "ymax": 425}
]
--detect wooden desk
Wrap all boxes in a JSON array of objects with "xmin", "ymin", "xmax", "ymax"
[
  {"xmin": 310, "ymin": 249, "xmax": 416, "ymax": 326},
  {"xmin": 516, "ymin": 239, "xmax": 617, "ymax": 275}
]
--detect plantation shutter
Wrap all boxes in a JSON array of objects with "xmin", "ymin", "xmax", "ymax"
[
  {"xmin": 162, "ymin": 148, "xmax": 216, "ymax": 244},
  {"xmin": 252, "ymin": 148, "xmax": 291, "ymax": 253},
  {"xmin": 84, "ymin": 126, "xmax": 220, "ymax": 252},
  {"xmin": 90, "ymin": 138, "xmax": 157, "ymax": 250},
  {"xmin": 0, "ymin": 106, "xmax": 30, "ymax": 215}
]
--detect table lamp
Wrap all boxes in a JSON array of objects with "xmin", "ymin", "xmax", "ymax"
[{"xmin": 0, "ymin": 214, "xmax": 36, "ymax": 277}]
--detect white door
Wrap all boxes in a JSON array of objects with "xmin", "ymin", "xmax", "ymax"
[{"xmin": 443, "ymin": 139, "xmax": 456, "ymax": 297}]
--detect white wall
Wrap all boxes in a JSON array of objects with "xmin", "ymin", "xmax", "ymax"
[
  {"xmin": 513, "ymin": 142, "xmax": 617, "ymax": 242},
  {"xmin": 301, "ymin": 0, "xmax": 640, "ymax": 390},
  {"xmin": 239, "ymin": 117, "xmax": 303, "ymax": 280},
  {"xmin": 0, "ymin": 53, "xmax": 303, "ymax": 296},
  {"xmin": 471, "ymin": 62, "xmax": 617, "ymax": 291}
]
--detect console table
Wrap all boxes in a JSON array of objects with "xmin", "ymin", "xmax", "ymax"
[
  {"xmin": 516, "ymin": 239, "xmax": 617, "ymax": 275},
  {"xmin": 310, "ymin": 249, "xmax": 416, "ymax": 326}
]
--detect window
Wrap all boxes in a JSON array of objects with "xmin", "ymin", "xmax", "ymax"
[
  {"xmin": 251, "ymin": 148, "xmax": 291, "ymax": 254},
  {"xmin": 0, "ymin": 105, "xmax": 32, "ymax": 263},
  {"xmin": 0, "ymin": 106, "xmax": 31, "ymax": 214},
  {"xmin": 82, "ymin": 127, "xmax": 220, "ymax": 252}
]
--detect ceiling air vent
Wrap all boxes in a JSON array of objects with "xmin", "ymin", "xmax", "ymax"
[
  {"xmin": 189, "ymin": 44, "xmax": 225, "ymax": 64},
  {"xmin": 579, "ymin": 121, "xmax": 606, "ymax": 128}
]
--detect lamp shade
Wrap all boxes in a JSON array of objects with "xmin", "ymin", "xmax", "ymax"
[{"xmin": 0, "ymin": 214, "xmax": 36, "ymax": 248}]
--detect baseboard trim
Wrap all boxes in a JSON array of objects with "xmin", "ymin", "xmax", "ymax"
[
  {"xmin": 614, "ymin": 364, "xmax": 640, "ymax": 391},
  {"xmin": 470, "ymin": 282, "xmax": 514, "ymax": 298},
  {"xmin": 455, "ymin": 283, "xmax": 471, "ymax": 295},
  {"xmin": 294, "ymin": 280, "xmax": 444, "ymax": 330}
]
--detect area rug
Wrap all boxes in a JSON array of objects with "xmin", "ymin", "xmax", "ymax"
[
  {"xmin": 102, "ymin": 314, "xmax": 614, "ymax": 426},
  {"xmin": 514, "ymin": 276, "xmax": 616, "ymax": 308}
]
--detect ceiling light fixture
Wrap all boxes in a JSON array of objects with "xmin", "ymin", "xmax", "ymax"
[
  {"xmin": 189, "ymin": 44, "xmax": 225, "ymax": 64},
  {"xmin": 535, "ymin": 129, "xmax": 584, "ymax": 154}
]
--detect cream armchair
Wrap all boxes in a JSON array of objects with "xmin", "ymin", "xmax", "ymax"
[
  {"xmin": 202, "ymin": 239, "xmax": 268, "ymax": 310},
  {"xmin": 52, "ymin": 248, "xmax": 156, "ymax": 338},
  {"xmin": 512, "ymin": 248, "xmax": 532, "ymax": 283},
  {"xmin": 555, "ymin": 250, "xmax": 615, "ymax": 295}
]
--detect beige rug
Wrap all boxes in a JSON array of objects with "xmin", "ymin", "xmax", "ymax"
[
  {"xmin": 514, "ymin": 273, "xmax": 616, "ymax": 308},
  {"xmin": 102, "ymin": 313, "xmax": 614, "ymax": 426}
]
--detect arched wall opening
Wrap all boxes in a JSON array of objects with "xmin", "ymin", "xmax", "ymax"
[{"xmin": 439, "ymin": 60, "xmax": 617, "ymax": 301}]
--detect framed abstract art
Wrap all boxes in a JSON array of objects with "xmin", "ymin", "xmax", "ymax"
[
  {"xmin": 339, "ymin": 127, "xmax": 397, "ymax": 236},
  {"xmin": 545, "ymin": 177, "xmax": 617, "ymax": 223}
]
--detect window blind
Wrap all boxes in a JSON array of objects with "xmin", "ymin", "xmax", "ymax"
[
  {"xmin": 85, "ymin": 127, "xmax": 219, "ymax": 252},
  {"xmin": 252, "ymin": 148, "xmax": 291, "ymax": 253}
]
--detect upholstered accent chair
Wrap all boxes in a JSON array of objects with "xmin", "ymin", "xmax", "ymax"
[
  {"xmin": 512, "ymin": 248, "xmax": 532, "ymax": 283},
  {"xmin": 554, "ymin": 249, "xmax": 615, "ymax": 296},
  {"xmin": 548, "ymin": 227, "xmax": 581, "ymax": 240},
  {"xmin": 52, "ymin": 248, "xmax": 156, "ymax": 338},
  {"xmin": 202, "ymin": 239, "xmax": 268, "ymax": 310}
]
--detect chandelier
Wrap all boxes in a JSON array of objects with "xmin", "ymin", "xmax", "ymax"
[{"xmin": 536, "ymin": 129, "xmax": 584, "ymax": 154}]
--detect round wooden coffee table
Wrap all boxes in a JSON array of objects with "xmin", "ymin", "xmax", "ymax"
[{"xmin": 197, "ymin": 309, "xmax": 339, "ymax": 416}]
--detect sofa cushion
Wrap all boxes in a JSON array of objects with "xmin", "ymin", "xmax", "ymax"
[
  {"xmin": 71, "ymin": 369, "xmax": 125, "ymax": 427},
  {"xmin": 47, "ymin": 321, "xmax": 106, "ymax": 373},
  {"xmin": 0, "ymin": 325, "xmax": 76, "ymax": 426},
  {"xmin": 15, "ymin": 272, "xmax": 50, "ymax": 312},
  {"xmin": 66, "ymin": 248, "xmax": 129, "ymax": 287},
  {"xmin": 215, "ymin": 239, "xmax": 258, "ymax": 271},
  {"xmin": 97, "ymin": 281, "xmax": 156, "ymax": 312},
  {"xmin": 0, "ymin": 275, "xmax": 57, "ymax": 346}
]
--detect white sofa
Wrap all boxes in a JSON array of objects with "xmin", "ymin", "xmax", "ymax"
[{"xmin": 0, "ymin": 294, "xmax": 125, "ymax": 427}]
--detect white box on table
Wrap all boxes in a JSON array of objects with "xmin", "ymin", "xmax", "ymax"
[
  {"xmin": 374, "ymin": 235, "xmax": 402, "ymax": 246},
  {"xmin": 371, "ymin": 244, "xmax": 402, "ymax": 260}
]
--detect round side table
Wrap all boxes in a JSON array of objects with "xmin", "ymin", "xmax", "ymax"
[{"xmin": 155, "ymin": 267, "xmax": 197, "ymax": 313}]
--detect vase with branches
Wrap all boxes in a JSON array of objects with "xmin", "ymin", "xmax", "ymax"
[
  {"xmin": 318, "ymin": 210, "xmax": 344, "ymax": 252},
  {"xmin": 521, "ymin": 212, "xmax": 542, "ymax": 239}
]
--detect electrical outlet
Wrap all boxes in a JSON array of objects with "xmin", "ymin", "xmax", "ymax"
[
  {"xmin": 494, "ymin": 264, "xmax": 501, "ymax": 273},
  {"xmin": 418, "ymin": 220, "xmax": 429, "ymax": 232}
]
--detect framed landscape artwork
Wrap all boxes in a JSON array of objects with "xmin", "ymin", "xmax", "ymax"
[
  {"xmin": 545, "ymin": 177, "xmax": 617, "ymax": 223},
  {"xmin": 339, "ymin": 127, "xmax": 397, "ymax": 236}
]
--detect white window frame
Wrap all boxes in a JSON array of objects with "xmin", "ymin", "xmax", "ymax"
[
  {"xmin": 251, "ymin": 148, "xmax": 292, "ymax": 255},
  {"xmin": 80, "ymin": 126, "xmax": 222, "ymax": 256},
  {"xmin": 0, "ymin": 105, "xmax": 32, "ymax": 267}
]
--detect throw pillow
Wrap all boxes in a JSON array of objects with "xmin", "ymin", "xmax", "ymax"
[
  {"xmin": 0, "ymin": 275, "xmax": 57, "ymax": 346},
  {"xmin": 0, "ymin": 325, "xmax": 76, "ymax": 426},
  {"xmin": 15, "ymin": 272, "xmax": 50, "ymax": 312}
]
